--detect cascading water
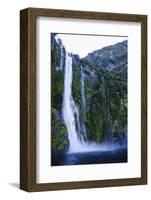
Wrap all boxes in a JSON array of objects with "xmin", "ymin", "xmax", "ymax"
[{"xmin": 62, "ymin": 51, "xmax": 83, "ymax": 152}]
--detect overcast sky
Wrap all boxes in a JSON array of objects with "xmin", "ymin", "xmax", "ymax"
[{"xmin": 57, "ymin": 33, "xmax": 127, "ymax": 58}]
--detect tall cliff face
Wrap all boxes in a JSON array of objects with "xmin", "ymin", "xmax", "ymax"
[{"xmin": 51, "ymin": 34, "xmax": 127, "ymax": 153}]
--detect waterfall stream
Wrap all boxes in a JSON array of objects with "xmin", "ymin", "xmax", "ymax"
[{"xmin": 62, "ymin": 52, "xmax": 83, "ymax": 152}]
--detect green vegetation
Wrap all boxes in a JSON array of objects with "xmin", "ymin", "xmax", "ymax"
[{"xmin": 51, "ymin": 35, "xmax": 69, "ymax": 153}]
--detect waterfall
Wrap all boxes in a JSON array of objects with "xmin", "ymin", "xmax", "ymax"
[{"xmin": 62, "ymin": 52, "xmax": 83, "ymax": 152}]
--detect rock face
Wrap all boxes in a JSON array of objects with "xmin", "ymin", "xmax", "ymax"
[
  {"xmin": 84, "ymin": 40, "xmax": 127, "ymax": 71},
  {"xmin": 51, "ymin": 33, "xmax": 127, "ymax": 154}
]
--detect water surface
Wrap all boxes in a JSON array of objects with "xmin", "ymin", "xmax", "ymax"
[{"xmin": 52, "ymin": 147, "xmax": 127, "ymax": 166}]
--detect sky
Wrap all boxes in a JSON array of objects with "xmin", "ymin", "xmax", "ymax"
[{"xmin": 57, "ymin": 33, "xmax": 127, "ymax": 58}]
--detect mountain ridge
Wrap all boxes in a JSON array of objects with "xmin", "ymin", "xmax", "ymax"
[{"xmin": 83, "ymin": 40, "xmax": 127, "ymax": 71}]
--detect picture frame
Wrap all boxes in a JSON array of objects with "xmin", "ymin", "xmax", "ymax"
[{"xmin": 20, "ymin": 7, "xmax": 147, "ymax": 192}]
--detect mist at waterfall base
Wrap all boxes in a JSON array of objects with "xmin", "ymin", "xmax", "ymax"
[
  {"xmin": 51, "ymin": 33, "xmax": 128, "ymax": 166},
  {"xmin": 52, "ymin": 140, "xmax": 127, "ymax": 166}
]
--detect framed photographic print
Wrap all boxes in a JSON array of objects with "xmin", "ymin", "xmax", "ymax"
[{"xmin": 20, "ymin": 8, "xmax": 147, "ymax": 191}]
